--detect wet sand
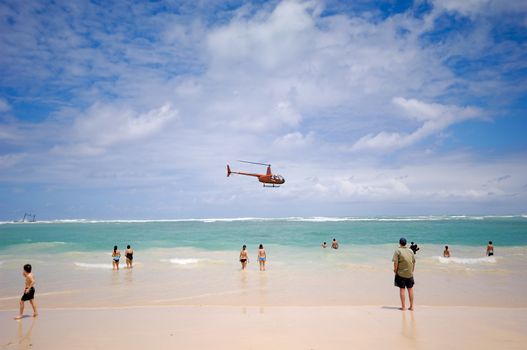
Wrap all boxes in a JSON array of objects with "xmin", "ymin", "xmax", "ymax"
[{"xmin": 1, "ymin": 306, "xmax": 526, "ymax": 350}]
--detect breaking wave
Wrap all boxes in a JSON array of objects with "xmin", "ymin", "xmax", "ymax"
[
  {"xmin": 74, "ymin": 262, "xmax": 114, "ymax": 269},
  {"xmin": 167, "ymin": 258, "xmax": 200, "ymax": 265},
  {"xmin": 436, "ymin": 256, "xmax": 497, "ymax": 265},
  {"xmin": 1, "ymin": 216, "xmax": 525, "ymax": 225}
]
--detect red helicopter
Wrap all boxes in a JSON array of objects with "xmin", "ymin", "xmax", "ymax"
[{"xmin": 227, "ymin": 161, "xmax": 285, "ymax": 187}]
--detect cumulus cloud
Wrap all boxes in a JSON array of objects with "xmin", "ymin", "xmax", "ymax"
[
  {"xmin": 52, "ymin": 103, "xmax": 177, "ymax": 156},
  {"xmin": 350, "ymin": 98, "xmax": 481, "ymax": 152},
  {"xmin": 277, "ymin": 154, "xmax": 527, "ymax": 206},
  {"xmin": 272, "ymin": 131, "xmax": 313, "ymax": 149}
]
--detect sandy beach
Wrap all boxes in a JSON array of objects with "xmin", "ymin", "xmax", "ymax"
[{"xmin": 1, "ymin": 306, "xmax": 526, "ymax": 349}]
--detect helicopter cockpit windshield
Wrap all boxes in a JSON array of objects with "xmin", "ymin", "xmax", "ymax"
[{"xmin": 272, "ymin": 175, "xmax": 284, "ymax": 182}]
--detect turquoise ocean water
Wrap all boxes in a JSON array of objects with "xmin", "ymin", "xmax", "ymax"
[{"xmin": 1, "ymin": 216, "xmax": 526, "ymax": 253}]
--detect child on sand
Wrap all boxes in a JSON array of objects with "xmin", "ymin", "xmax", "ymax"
[
  {"xmin": 322, "ymin": 242, "xmax": 327, "ymax": 248},
  {"xmin": 15, "ymin": 264, "xmax": 37, "ymax": 320},
  {"xmin": 443, "ymin": 246, "xmax": 450, "ymax": 258},
  {"xmin": 112, "ymin": 245, "xmax": 121, "ymax": 270},
  {"xmin": 239, "ymin": 245, "xmax": 249, "ymax": 270},
  {"xmin": 258, "ymin": 244, "xmax": 266, "ymax": 271}
]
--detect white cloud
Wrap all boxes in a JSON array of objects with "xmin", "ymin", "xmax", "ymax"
[
  {"xmin": 0, "ymin": 98, "xmax": 10, "ymax": 112},
  {"xmin": 0, "ymin": 153, "xmax": 25, "ymax": 169},
  {"xmin": 275, "ymin": 153, "xmax": 527, "ymax": 207},
  {"xmin": 78, "ymin": 103, "xmax": 176, "ymax": 146},
  {"xmin": 350, "ymin": 98, "xmax": 481, "ymax": 152},
  {"xmin": 432, "ymin": 0, "xmax": 527, "ymax": 17},
  {"xmin": 50, "ymin": 103, "xmax": 177, "ymax": 156},
  {"xmin": 272, "ymin": 131, "xmax": 313, "ymax": 149}
]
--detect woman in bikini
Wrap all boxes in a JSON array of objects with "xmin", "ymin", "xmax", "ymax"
[
  {"xmin": 257, "ymin": 244, "xmax": 266, "ymax": 271},
  {"xmin": 239, "ymin": 245, "xmax": 249, "ymax": 270},
  {"xmin": 125, "ymin": 244, "xmax": 134, "ymax": 269},
  {"xmin": 112, "ymin": 245, "xmax": 121, "ymax": 270}
]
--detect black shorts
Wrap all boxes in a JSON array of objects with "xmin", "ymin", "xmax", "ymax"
[
  {"xmin": 21, "ymin": 287, "xmax": 35, "ymax": 301},
  {"xmin": 394, "ymin": 274, "xmax": 414, "ymax": 289}
]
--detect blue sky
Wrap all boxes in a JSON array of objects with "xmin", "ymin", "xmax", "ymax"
[{"xmin": 0, "ymin": 0, "xmax": 526, "ymax": 220}]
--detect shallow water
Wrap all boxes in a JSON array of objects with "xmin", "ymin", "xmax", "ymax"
[{"xmin": 1, "ymin": 217, "xmax": 526, "ymax": 310}]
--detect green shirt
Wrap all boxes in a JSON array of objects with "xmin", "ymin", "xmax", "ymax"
[{"xmin": 392, "ymin": 246, "xmax": 415, "ymax": 278}]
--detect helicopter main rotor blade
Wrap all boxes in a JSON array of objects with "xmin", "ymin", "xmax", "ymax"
[{"xmin": 237, "ymin": 160, "xmax": 271, "ymax": 166}]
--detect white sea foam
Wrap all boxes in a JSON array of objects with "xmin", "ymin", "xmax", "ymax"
[
  {"xmin": 1, "ymin": 215, "xmax": 525, "ymax": 225},
  {"xmin": 74, "ymin": 262, "xmax": 113, "ymax": 269},
  {"xmin": 436, "ymin": 256, "xmax": 497, "ymax": 265},
  {"xmin": 167, "ymin": 258, "xmax": 200, "ymax": 265}
]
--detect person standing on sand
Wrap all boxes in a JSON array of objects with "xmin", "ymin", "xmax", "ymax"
[
  {"xmin": 443, "ymin": 246, "xmax": 451, "ymax": 258},
  {"xmin": 112, "ymin": 245, "xmax": 121, "ymax": 270},
  {"xmin": 486, "ymin": 241, "xmax": 494, "ymax": 256},
  {"xmin": 125, "ymin": 245, "xmax": 134, "ymax": 269},
  {"xmin": 392, "ymin": 237, "xmax": 416, "ymax": 311},
  {"xmin": 15, "ymin": 264, "xmax": 37, "ymax": 320},
  {"xmin": 331, "ymin": 238, "xmax": 339, "ymax": 249},
  {"xmin": 239, "ymin": 245, "xmax": 249, "ymax": 270},
  {"xmin": 258, "ymin": 244, "xmax": 266, "ymax": 271}
]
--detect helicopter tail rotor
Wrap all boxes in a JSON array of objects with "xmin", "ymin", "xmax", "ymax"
[{"xmin": 227, "ymin": 165, "xmax": 232, "ymax": 177}]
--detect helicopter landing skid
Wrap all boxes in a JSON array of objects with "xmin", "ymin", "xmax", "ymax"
[{"xmin": 263, "ymin": 184, "xmax": 280, "ymax": 188}]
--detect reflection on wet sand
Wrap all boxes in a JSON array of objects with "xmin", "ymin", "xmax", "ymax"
[
  {"xmin": 239, "ymin": 271, "xmax": 248, "ymax": 288},
  {"xmin": 259, "ymin": 273, "xmax": 268, "ymax": 314},
  {"xmin": 17, "ymin": 316, "xmax": 36, "ymax": 350},
  {"xmin": 124, "ymin": 269, "xmax": 134, "ymax": 284},
  {"xmin": 401, "ymin": 310, "xmax": 417, "ymax": 348}
]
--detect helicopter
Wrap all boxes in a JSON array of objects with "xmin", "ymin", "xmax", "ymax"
[{"xmin": 227, "ymin": 161, "xmax": 285, "ymax": 187}]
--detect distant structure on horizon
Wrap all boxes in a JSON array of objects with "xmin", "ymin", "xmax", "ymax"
[{"xmin": 19, "ymin": 213, "xmax": 36, "ymax": 223}]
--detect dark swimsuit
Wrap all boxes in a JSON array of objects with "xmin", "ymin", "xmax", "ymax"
[
  {"xmin": 21, "ymin": 287, "xmax": 35, "ymax": 301},
  {"xmin": 240, "ymin": 258, "xmax": 247, "ymax": 263},
  {"xmin": 126, "ymin": 252, "xmax": 133, "ymax": 260}
]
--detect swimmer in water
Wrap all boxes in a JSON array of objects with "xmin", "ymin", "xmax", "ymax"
[
  {"xmin": 112, "ymin": 245, "xmax": 121, "ymax": 270},
  {"xmin": 125, "ymin": 245, "xmax": 134, "ymax": 269},
  {"xmin": 257, "ymin": 244, "xmax": 266, "ymax": 271},
  {"xmin": 486, "ymin": 241, "xmax": 494, "ymax": 256},
  {"xmin": 239, "ymin": 245, "xmax": 249, "ymax": 270},
  {"xmin": 443, "ymin": 245, "xmax": 450, "ymax": 258}
]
